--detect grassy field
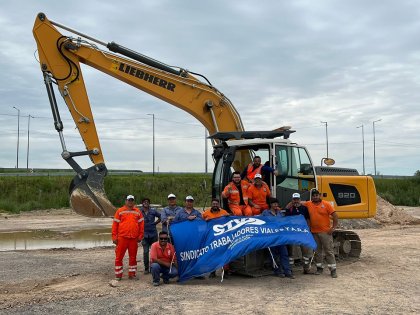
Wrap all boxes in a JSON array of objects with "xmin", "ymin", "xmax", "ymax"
[
  {"xmin": 374, "ymin": 177, "xmax": 420, "ymax": 206},
  {"xmin": 0, "ymin": 173, "xmax": 212, "ymax": 213},
  {"xmin": 0, "ymin": 174, "xmax": 419, "ymax": 213}
]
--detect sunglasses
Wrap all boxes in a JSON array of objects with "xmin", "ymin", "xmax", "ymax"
[
  {"xmin": 159, "ymin": 238, "xmax": 168, "ymax": 241},
  {"xmin": 127, "ymin": 199, "xmax": 134, "ymax": 201}
]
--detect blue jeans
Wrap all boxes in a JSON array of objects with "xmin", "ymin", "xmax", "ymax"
[
  {"xmin": 151, "ymin": 263, "xmax": 178, "ymax": 283},
  {"xmin": 271, "ymin": 245, "xmax": 291, "ymax": 275},
  {"xmin": 142, "ymin": 235, "xmax": 158, "ymax": 270}
]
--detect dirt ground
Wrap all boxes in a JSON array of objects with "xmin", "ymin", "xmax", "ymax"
[{"xmin": 0, "ymin": 199, "xmax": 419, "ymax": 315}]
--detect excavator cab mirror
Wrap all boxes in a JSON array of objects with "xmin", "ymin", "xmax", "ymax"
[{"xmin": 322, "ymin": 158, "xmax": 335, "ymax": 166}]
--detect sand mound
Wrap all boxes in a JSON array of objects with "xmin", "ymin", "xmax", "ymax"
[
  {"xmin": 375, "ymin": 196, "xmax": 420, "ymax": 225},
  {"xmin": 338, "ymin": 196, "xmax": 420, "ymax": 230}
]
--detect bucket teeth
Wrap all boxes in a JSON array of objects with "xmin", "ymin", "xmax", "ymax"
[{"xmin": 69, "ymin": 165, "xmax": 116, "ymax": 217}]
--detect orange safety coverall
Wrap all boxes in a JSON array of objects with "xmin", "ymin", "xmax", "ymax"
[
  {"xmin": 246, "ymin": 163, "xmax": 263, "ymax": 182},
  {"xmin": 248, "ymin": 182, "xmax": 271, "ymax": 215},
  {"xmin": 222, "ymin": 180, "xmax": 252, "ymax": 216},
  {"xmin": 112, "ymin": 205, "xmax": 144, "ymax": 278}
]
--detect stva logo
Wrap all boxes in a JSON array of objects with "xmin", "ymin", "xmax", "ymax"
[{"xmin": 213, "ymin": 218, "xmax": 266, "ymax": 236}]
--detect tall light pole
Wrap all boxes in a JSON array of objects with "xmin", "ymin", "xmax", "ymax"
[
  {"xmin": 12, "ymin": 106, "xmax": 20, "ymax": 169},
  {"xmin": 26, "ymin": 115, "xmax": 33, "ymax": 171},
  {"xmin": 356, "ymin": 124, "xmax": 365, "ymax": 175},
  {"xmin": 147, "ymin": 113, "xmax": 155, "ymax": 175},
  {"xmin": 373, "ymin": 119, "xmax": 382, "ymax": 176},
  {"xmin": 205, "ymin": 128, "xmax": 208, "ymax": 173},
  {"xmin": 320, "ymin": 121, "xmax": 329, "ymax": 159}
]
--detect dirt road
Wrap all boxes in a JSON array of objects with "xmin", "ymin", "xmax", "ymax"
[{"xmin": 0, "ymin": 207, "xmax": 419, "ymax": 314}]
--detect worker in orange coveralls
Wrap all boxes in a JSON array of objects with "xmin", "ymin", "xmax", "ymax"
[
  {"xmin": 247, "ymin": 173, "xmax": 271, "ymax": 215},
  {"xmin": 112, "ymin": 194, "xmax": 144, "ymax": 280},
  {"xmin": 221, "ymin": 171, "xmax": 252, "ymax": 216}
]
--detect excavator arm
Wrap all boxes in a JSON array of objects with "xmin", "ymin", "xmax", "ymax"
[{"xmin": 33, "ymin": 13, "xmax": 244, "ymax": 217}]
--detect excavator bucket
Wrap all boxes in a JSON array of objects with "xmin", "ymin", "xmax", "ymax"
[{"xmin": 69, "ymin": 165, "xmax": 116, "ymax": 217}]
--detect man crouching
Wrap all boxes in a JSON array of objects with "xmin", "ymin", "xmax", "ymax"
[{"xmin": 150, "ymin": 231, "xmax": 178, "ymax": 286}]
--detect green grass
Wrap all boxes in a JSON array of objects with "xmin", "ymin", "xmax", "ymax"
[
  {"xmin": 0, "ymin": 174, "xmax": 212, "ymax": 213},
  {"xmin": 1, "ymin": 175, "xmax": 418, "ymax": 213},
  {"xmin": 374, "ymin": 177, "xmax": 420, "ymax": 206}
]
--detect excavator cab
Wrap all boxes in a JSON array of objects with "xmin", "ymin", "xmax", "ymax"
[{"xmin": 211, "ymin": 131, "xmax": 317, "ymax": 209}]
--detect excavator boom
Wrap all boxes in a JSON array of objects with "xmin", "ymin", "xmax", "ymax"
[{"xmin": 33, "ymin": 13, "xmax": 244, "ymax": 216}]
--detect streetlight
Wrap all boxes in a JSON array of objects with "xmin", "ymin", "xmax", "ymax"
[
  {"xmin": 356, "ymin": 124, "xmax": 365, "ymax": 175},
  {"xmin": 373, "ymin": 119, "xmax": 382, "ymax": 176},
  {"xmin": 205, "ymin": 128, "xmax": 208, "ymax": 173},
  {"xmin": 26, "ymin": 115, "xmax": 34, "ymax": 171},
  {"xmin": 12, "ymin": 106, "xmax": 20, "ymax": 169},
  {"xmin": 321, "ymin": 121, "xmax": 329, "ymax": 158},
  {"xmin": 147, "ymin": 113, "xmax": 155, "ymax": 176}
]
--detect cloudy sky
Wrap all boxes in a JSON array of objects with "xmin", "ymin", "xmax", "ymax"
[{"xmin": 0, "ymin": 0, "xmax": 419, "ymax": 175}]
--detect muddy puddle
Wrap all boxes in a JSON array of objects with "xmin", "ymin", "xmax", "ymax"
[{"xmin": 0, "ymin": 228, "xmax": 112, "ymax": 251}]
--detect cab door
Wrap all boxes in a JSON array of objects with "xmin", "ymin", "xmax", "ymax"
[{"xmin": 274, "ymin": 145, "xmax": 316, "ymax": 207}]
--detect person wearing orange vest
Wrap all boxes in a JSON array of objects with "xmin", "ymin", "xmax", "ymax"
[
  {"xmin": 247, "ymin": 173, "xmax": 271, "ymax": 215},
  {"xmin": 305, "ymin": 189, "xmax": 338, "ymax": 278},
  {"xmin": 241, "ymin": 156, "xmax": 278, "ymax": 183},
  {"xmin": 241, "ymin": 156, "xmax": 263, "ymax": 182},
  {"xmin": 112, "ymin": 195, "xmax": 145, "ymax": 280},
  {"xmin": 222, "ymin": 171, "xmax": 252, "ymax": 216}
]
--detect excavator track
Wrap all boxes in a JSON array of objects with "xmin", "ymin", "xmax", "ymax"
[{"xmin": 333, "ymin": 229, "xmax": 362, "ymax": 259}]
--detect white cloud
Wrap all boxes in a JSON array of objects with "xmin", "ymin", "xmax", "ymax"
[{"xmin": 0, "ymin": 0, "xmax": 419, "ymax": 175}]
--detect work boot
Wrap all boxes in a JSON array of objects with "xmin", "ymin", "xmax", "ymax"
[
  {"xmin": 163, "ymin": 279, "xmax": 170, "ymax": 284},
  {"xmin": 314, "ymin": 267, "xmax": 323, "ymax": 275},
  {"xmin": 303, "ymin": 263, "xmax": 311, "ymax": 274},
  {"xmin": 330, "ymin": 269, "xmax": 338, "ymax": 278},
  {"xmin": 143, "ymin": 270, "xmax": 150, "ymax": 275},
  {"xmin": 285, "ymin": 273, "xmax": 295, "ymax": 279}
]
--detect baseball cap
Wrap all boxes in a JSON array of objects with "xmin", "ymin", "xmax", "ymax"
[
  {"xmin": 185, "ymin": 195, "xmax": 194, "ymax": 201},
  {"xmin": 292, "ymin": 193, "xmax": 301, "ymax": 199},
  {"xmin": 311, "ymin": 189, "xmax": 320, "ymax": 195},
  {"xmin": 167, "ymin": 193, "xmax": 176, "ymax": 199},
  {"xmin": 254, "ymin": 173, "xmax": 262, "ymax": 179},
  {"xmin": 126, "ymin": 195, "xmax": 135, "ymax": 200}
]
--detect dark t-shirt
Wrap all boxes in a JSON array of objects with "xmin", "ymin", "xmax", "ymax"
[{"xmin": 283, "ymin": 204, "xmax": 310, "ymax": 220}]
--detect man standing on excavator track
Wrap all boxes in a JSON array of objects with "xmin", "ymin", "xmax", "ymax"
[
  {"xmin": 112, "ymin": 195, "xmax": 144, "ymax": 280},
  {"xmin": 306, "ymin": 189, "xmax": 338, "ymax": 278}
]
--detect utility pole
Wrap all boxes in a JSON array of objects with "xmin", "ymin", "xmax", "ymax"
[
  {"xmin": 13, "ymin": 106, "xmax": 20, "ymax": 169},
  {"xmin": 320, "ymin": 121, "xmax": 329, "ymax": 158},
  {"xmin": 356, "ymin": 124, "xmax": 365, "ymax": 174},
  {"xmin": 205, "ymin": 128, "xmax": 208, "ymax": 173},
  {"xmin": 26, "ymin": 115, "xmax": 33, "ymax": 171},
  {"xmin": 373, "ymin": 119, "xmax": 382, "ymax": 176},
  {"xmin": 147, "ymin": 113, "xmax": 155, "ymax": 175}
]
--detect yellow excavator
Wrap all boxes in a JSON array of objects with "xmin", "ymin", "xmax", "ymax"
[{"xmin": 33, "ymin": 13, "xmax": 376, "ymax": 273}]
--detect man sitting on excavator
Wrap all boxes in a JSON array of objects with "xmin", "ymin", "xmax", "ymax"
[{"xmin": 241, "ymin": 156, "xmax": 277, "ymax": 183}]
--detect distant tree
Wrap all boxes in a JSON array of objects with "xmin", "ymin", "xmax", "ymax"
[{"xmin": 414, "ymin": 170, "xmax": 420, "ymax": 177}]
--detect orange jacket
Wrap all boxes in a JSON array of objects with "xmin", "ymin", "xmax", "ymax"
[
  {"xmin": 112, "ymin": 205, "xmax": 144, "ymax": 240},
  {"xmin": 222, "ymin": 180, "xmax": 250, "ymax": 205},
  {"xmin": 246, "ymin": 163, "xmax": 263, "ymax": 181},
  {"xmin": 248, "ymin": 182, "xmax": 271, "ymax": 207}
]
